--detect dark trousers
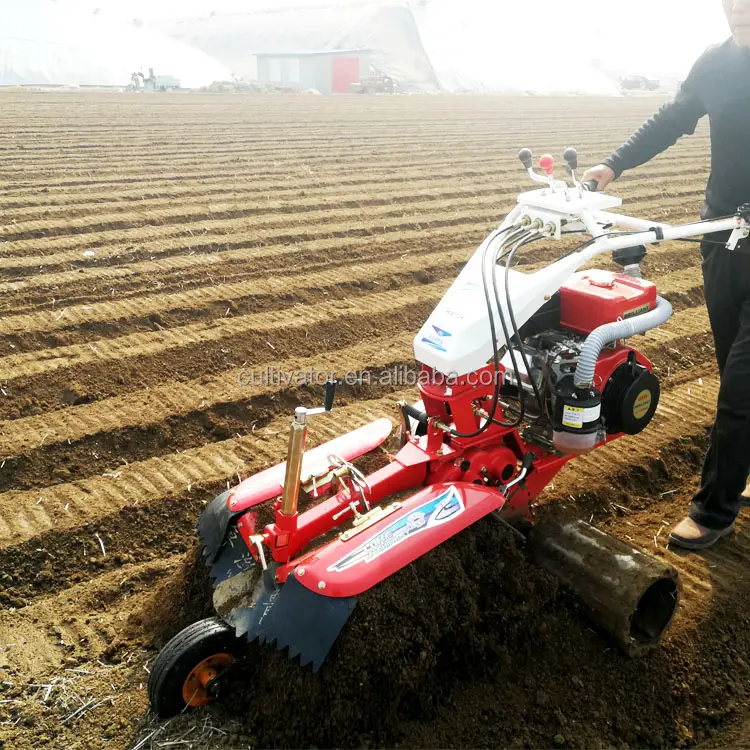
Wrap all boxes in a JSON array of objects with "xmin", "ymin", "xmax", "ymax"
[{"xmin": 690, "ymin": 231, "xmax": 750, "ymax": 529}]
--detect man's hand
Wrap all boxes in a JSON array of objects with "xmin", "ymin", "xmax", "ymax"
[{"xmin": 581, "ymin": 164, "xmax": 616, "ymax": 191}]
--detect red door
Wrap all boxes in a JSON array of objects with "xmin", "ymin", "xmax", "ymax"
[{"xmin": 331, "ymin": 56, "xmax": 360, "ymax": 93}]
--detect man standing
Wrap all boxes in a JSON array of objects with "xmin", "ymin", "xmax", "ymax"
[{"xmin": 582, "ymin": 0, "xmax": 750, "ymax": 550}]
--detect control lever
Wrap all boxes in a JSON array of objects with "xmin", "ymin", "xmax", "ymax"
[
  {"xmin": 582, "ymin": 179, "xmax": 599, "ymax": 193},
  {"xmin": 539, "ymin": 154, "xmax": 555, "ymax": 176},
  {"xmin": 563, "ymin": 147, "xmax": 581, "ymax": 194},
  {"xmin": 279, "ymin": 378, "xmax": 338, "ymax": 517},
  {"xmin": 517, "ymin": 147, "xmax": 566, "ymax": 193},
  {"xmin": 305, "ymin": 378, "xmax": 338, "ymax": 416},
  {"xmin": 518, "ymin": 148, "xmax": 552, "ymax": 187},
  {"xmin": 563, "ymin": 147, "xmax": 578, "ymax": 172}
]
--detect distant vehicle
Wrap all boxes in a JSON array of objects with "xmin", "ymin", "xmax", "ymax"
[
  {"xmin": 126, "ymin": 68, "xmax": 180, "ymax": 93},
  {"xmin": 350, "ymin": 71, "xmax": 396, "ymax": 94},
  {"xmin": 620, "ymin": 75, "xmax": 660, "ymax": 92}
]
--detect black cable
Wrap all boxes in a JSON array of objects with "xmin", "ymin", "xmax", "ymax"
[
  {"xmin": 445, "ymin": 225, "xmax": 520, "ymax": 439},
  {"xmin": 489, "ymin": 228, "xmax": 531, "ymax": 428},
  {"xmin": 503, "ymin": 232, "xmax": 546, "ymax": 420},
  {"xmin": 563, "ymin": 229, "xmax": 643, "ymax": 255},
  {"xmin": 449, "ymin": 212, "xmax": 739, "ymax": 440}
]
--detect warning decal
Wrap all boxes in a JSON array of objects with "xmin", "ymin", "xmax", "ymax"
[
  {"xmin": 633, "ymin": 389, "xmax": 652, "ymax": 420},
  {"xmin": 562, "ymin": 405, "xmax": 584, "ymax": 429}
]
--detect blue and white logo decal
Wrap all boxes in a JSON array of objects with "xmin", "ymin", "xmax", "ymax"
[
  {"xmin": 432, "ymin": 325, "xmax": 452, "ymax": 338},
  {"xmin": 327, "ymin": 487, "xmax": 464, "ymax": 573},
  {"xmin": 420, "ymin": 337, "xmax": 448, "ymax": 353}
]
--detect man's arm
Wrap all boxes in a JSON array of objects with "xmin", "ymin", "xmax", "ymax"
[{"xmin": 602, "ymin": 52, "xmax": 712, "ymax": 178}]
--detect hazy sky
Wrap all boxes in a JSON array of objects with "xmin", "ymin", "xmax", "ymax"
[{"xmin": 63, "ymin": 0, "xmax": 729, "ymax": 78}]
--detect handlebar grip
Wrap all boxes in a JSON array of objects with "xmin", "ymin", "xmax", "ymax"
[
  {"xmin": 402, "ymin": 403, "xmax": 429, "ymax": 426},
  {"xmin": 518, "ymin": 148, "xmax": 533, "ymax": 170},
  {"xmin": 563, "ymin": 147, "xmax": 578, "ymax": 170},
  {"xmin": 324, "ymin": 379, "xmax": 337, "ymax": 411},
  {"xmin": 582, "ymin": 179, "xmax": 599, "ymax": 192}
]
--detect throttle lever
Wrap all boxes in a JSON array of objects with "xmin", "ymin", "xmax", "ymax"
[
  {"xmin": 518, "ymin": 148, "xmax": 533, "ymax": 170},
  {"xmin": 304, "ymin": 377, "xmax": 338, "ymax": 416},
  {"xmin": 324, "ymin": 378, "xmax": 337, "ymax": 412},
  {"xmin": 563, "ymin": 147, "xmax": 578, "ymax": 171}
]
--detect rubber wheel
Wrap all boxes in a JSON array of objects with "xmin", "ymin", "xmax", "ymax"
[{"xmin": 148, "ymin": 616, "xmax": 246, "ymax": 718}]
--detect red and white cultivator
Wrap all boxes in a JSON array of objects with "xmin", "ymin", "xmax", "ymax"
[{"xmin": 148, "ymin": 148, "xmax": 750, "ymax": 716}]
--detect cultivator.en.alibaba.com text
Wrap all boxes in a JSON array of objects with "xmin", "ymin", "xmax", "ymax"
[{"xmin": 237, "ymin": 366, "xmax": 511, "ymax": 387}]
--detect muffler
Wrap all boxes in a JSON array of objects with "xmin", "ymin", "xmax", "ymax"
[{"xmin": 529, "ymin": 517, "xmax": 680, "ymax": 655}]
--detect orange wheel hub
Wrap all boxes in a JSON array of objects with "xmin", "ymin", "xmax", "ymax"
[{"xmin": 182, "ymin": 653, "xmax": 235, "ymax": 707}]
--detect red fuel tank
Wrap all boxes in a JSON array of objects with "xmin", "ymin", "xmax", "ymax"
[{"xmin": 560, "ymin": 270, "xmax": 657, "ymax": 335}]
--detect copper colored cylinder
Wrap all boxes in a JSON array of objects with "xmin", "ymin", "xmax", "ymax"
[{"xmin": 281, "ymin": 408, "xmax": 308, "ymax": 516}]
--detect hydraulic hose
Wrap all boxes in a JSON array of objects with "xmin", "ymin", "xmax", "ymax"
[{"xmin": 573, "ymin": 296, "xmax": 673, "ymax": 387}]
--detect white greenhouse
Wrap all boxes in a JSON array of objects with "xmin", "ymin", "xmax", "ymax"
[{"xmin": 0, "ymin": 1, "xmax": 231, "ymax": 88}]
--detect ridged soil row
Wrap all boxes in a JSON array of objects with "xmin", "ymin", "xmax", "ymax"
[
  {"xmin": 0, "ymin": 151, "xmax": 710, "ymax": 225},
  {"xmin": 0, "ymin": 345, "xmax": 719, "ymax": 607},
  {"xmin": 0, "ymin": 190, "xmax": 708, "ymax": 316},
  {"xmin": 0, "ymin": 202, "xmax": 709, "ymax": 361},
  {"xmin": 0, "ymin": 271, "xmax": 709, "ymax": 470},
  {"xmin": 0, "ymin": 111, "xmax": 693, "ymax": 176},
  {"xmin": 0, "ymin": 248, "xmax": 710, "ymax": 418},
  {"xmin": 0, "ymin": 361, "xmax": 719, "ymax": 610},
  {"xmin": 0, "ymin": 174, "xmax": 707, "ymax": 266}
]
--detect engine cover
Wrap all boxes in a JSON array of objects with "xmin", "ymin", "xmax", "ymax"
[
  {"xmin": 560, "ymin": 271, "xmax": 657, "ymax": 335},
  {"xmin": 601, "ymin": 361, "xmax": 660, "ymax": 435}
]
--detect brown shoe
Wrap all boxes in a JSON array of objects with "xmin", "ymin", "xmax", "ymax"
[{"xmin": 668, "ymin": 517, "xmax": 734, "ymax": 550}]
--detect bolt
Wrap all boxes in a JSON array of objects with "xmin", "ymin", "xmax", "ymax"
[
  {"xmin": 318, "ymin": 581, "xmax": 326, "ymax": 590},
  {"xmin": 297, "ymin": 568, "xmax": 305, "ymax": 577},
  {"xmin": 480, "ymin": 466, "xmax": 487, "ymax": 474}
]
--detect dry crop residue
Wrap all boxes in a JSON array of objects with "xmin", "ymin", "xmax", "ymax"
[{"xmin": 0, "ymin": 90, "xmax": 746, "ymax": 749}]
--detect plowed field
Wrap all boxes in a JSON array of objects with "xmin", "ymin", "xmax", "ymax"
[{"xmin": 1, "ymin": 91, "xmax": 748, "ymax": 749}]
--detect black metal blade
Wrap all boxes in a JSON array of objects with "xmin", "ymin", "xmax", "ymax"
[
  {"xmin": 226, "ymin": 563, "xmax": 280, "ymax": 639},
  {"xmin": 207, "ymin": 526, "xmax": 257, "ymax": 588},
  {"xmin": 228, "ymin": 570, "xmax": 355, "ymax": 672},
  {"xmin": 197, "ymin": 490, "xmax": 240, "ymax": 565}
]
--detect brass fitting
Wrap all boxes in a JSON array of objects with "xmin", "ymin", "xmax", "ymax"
[{"xmin": 281, "ymin": 407, "xmax": 308, "ymax": 516}]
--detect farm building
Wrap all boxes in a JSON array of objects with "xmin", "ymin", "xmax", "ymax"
[
  {"xmin": 161, "ymin": 1, "xmax": 619, "ymax": 95},
  {"xmin": 163, "ymin": 4, "xmax": 438, "ymax": 93},
  {"xmin": 0, "ymin": 0, "xmax": 231, "ymax": 88},
  {"xmin": 256, "ymin": 49, "xmax": 372, "ymax": 93}
]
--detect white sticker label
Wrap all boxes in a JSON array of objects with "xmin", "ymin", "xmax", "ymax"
[
  {"xmin": 562, "ymin": 405, "xmax": 584, "ymax": 429},
  {"xmin": 562, "ymin": 404, "xmax": 601, "ymax": 429},
  {"xmin": 583, "ymin": 404, "xmax": 601, "ymax": 423}
]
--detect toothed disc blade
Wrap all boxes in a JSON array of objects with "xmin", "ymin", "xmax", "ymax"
[
  {"xmin": 227, "ymin": 571, "xmax": 355, "ymax": 671},
  {"xmin": 197, "ymin": 490, "xmax": 238, "ymax": 565},
  {"xmin": 226, "ymin": 565, "xmax": 282, "ymax": 642},
  {"xmin": 257, "ymin": 574, "xmax": 356, "ymax": 671}
]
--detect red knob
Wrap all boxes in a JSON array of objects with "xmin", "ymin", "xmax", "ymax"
[{"xmin": 539, "ymin": 154, "xmax": 554, "ymax": 176}]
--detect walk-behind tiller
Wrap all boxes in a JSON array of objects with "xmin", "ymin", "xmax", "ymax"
[{"xmin": 148, "ymin": 148, "xmax": 750, "ymax": 717}]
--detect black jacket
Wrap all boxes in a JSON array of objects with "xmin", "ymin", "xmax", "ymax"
[{"xmin": 603, "ymin": 38, "xmax": 750, "ymax": 219}]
